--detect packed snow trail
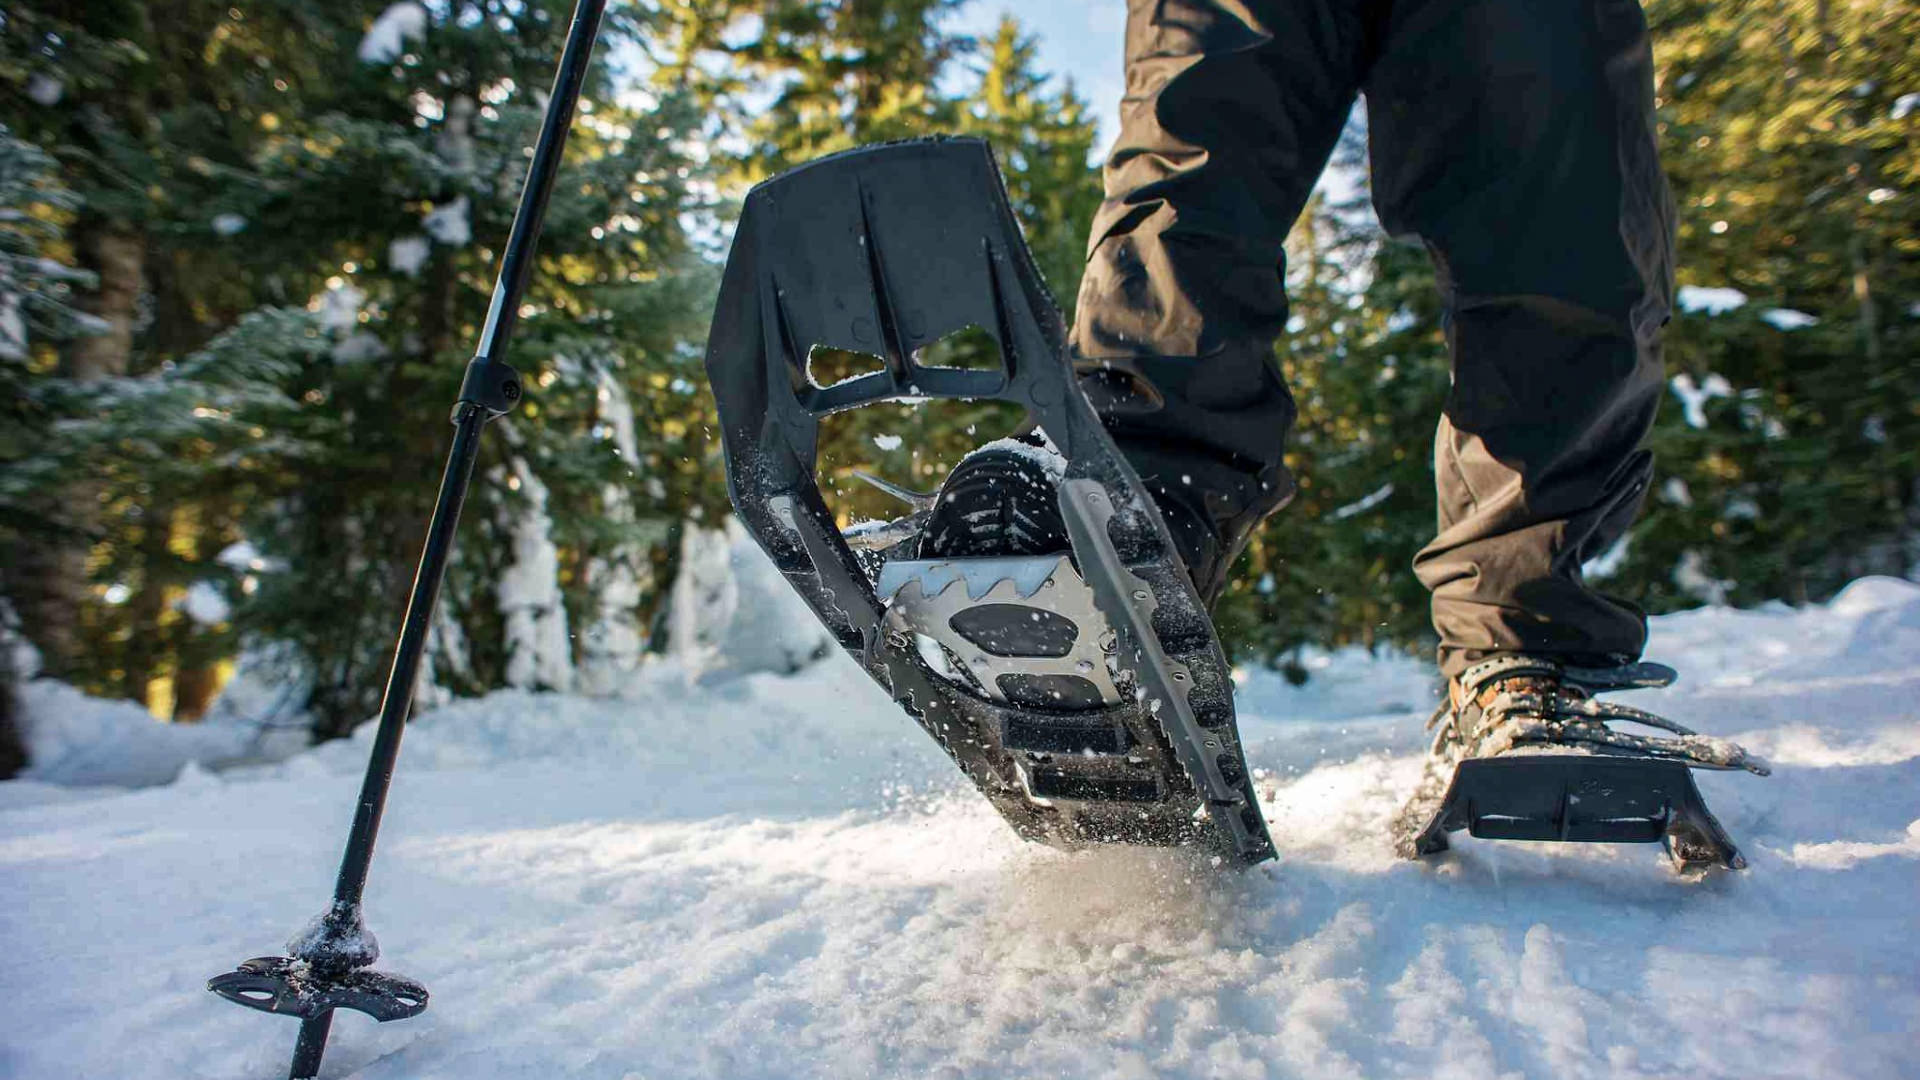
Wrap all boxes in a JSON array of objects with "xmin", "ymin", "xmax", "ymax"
[{"xmin": 4, "ymin": 580, "xmax": 1919, "ymax": 1079}]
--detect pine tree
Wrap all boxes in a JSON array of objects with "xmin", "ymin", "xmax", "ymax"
[
  {"xmin": 0, "ymin": 0, "xmax": 354, "ymax": 703},
  {"xmin": 4, "ymin": 2, "xmax": 719, "ymax": 735},
  {"xmin": 214, "ymin": 1, "xmax": 716, "ymax": 733},
  {"xmin": 1613, "ymin": 0, "xmax": 1919, "ymax": 610}
]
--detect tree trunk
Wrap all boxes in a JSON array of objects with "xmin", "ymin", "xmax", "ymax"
[
  {"xmin": 169, "ymin": 517, "xmax": 234, "ymax": 721},
  {"xmin": 11, "ymin": 223, "xmax": 146, "ymax": 679},
  {"xmin": 121, "ymin": 501, "xmax": 174, "ymax": 709},
  {"xmin": 171, "ymin": 664, "xmax": 220, "ymax": 722}
]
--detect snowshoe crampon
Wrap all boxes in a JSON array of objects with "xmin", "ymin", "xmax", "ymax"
[{"xmin": 704, "ymin": 137, "xmax": 1275, "ymax": 863}]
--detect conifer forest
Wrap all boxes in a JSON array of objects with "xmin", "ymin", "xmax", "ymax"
[{"xmin": 1, "ymin": 0, "xmax": 1915, "ymax": 751}]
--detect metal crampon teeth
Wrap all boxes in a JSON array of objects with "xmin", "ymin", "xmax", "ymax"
[{"xmin": 877, "ymin": 554, "xmax": 1122, "ymax": 710}]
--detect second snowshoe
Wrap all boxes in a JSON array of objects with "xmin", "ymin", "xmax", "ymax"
[
  {"xmin": 703, "ymin": 137, "xmax": 1275, "ymax": 863},
  {"xmin": 1392, "ymin": 655, "xmax": 1770, "ymax": 872}
]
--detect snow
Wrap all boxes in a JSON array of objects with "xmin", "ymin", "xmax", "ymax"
[
  {"xmin": 495, "ymin": 456, "xmax": 574, "ymax": 693},
  {"xmin": 4, "ymin": 581, "xmax": 1920, "ymax": 1078},
  {"xmin": 214, "ymin": 540, "xmax": 287, "ymax": 574},
  {"xmin": 578, "ymin": 370, "xmax": 648, "ymax": 697},
  {"xmin": 1760, "ymin": 307, "xmax": 1818, "ymax": 331},
  {"xmin": 973, "ymin": 429, "xmax": 1067, "ymax": 479},
  {"xmin": 1580, "ymin": 532, "xmax": 1629, "ymax": 580},
  {"xmin": 201, "ymin": 645, "xmax": 312, "ymax": 733},
  {"xmin": 668, "ymin": 519, "xmax": 832, "ymax": 680},
  {"xmin": 357, "ymin": 2, "xmax": 428, "ymax": 65},
  {"xmin": 211, "ymin": 213, "xmax": 247, "ymax": 236},
  {"xmin": 11, "ymin": 680, "xmax": 295, "ymax": 790},
  {"xmin": 1673, "ymin": 549, "xmax": 1731, "ymax": 604},
  {"xmin": 24, "ymin": 73, "xmax": 62, "ymax": 106},
  {"xmin": 872, "ymin": 433, "xmax": 903, "ymax": 451},
  {"xmin": 1660, "ymin": 475, "xmax": 1693, "ymax": 507},
  {"xmin": 422, "ymin": 195, "xmax": 472, "ymax": 247},
  {"xmin": 0, "ymin": 288, "xmax": 25, "ymax": 360},
  {"xmin": 388, "ymin": 234, "xmax": 432, "ymax": 276},
  {"xmin": 330, "ymin": 330, "xmax": 388, "ymax": 363},
  {"xmin": 1675, "ymin": 284, "xmax": 1747, "ymax": 315},
  {"xmin": 314, "ymin": 282, "xmax": 365, "ymax": 333},
  {"xmin": 1894, "ymin": 92, "xmax": 1920, "ymax": 121},
  {"xmin": 178, "ymin": 580, "xmax": 232, "ymax": 626},
  {"xmin": 1669, "ymin": 372, "xmax": 1733, "ymax": 429}
]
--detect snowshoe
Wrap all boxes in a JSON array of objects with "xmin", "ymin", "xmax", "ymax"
[
  {"xmin": 1393, "ymin": 655, "xmax": 1770, "ymax": 873},
  {"xmin": 703, "ymin": 137, "xmax": 1275, "ymax": 863}
]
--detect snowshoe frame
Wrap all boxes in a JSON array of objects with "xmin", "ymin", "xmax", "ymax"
[
  {"xmin": 1408, "ymin": 756, "xmax": 1747, "ymax": 873},
  {"xmin": 705, "ymin": 137, "xmax": 1275, "ymax": 863}
]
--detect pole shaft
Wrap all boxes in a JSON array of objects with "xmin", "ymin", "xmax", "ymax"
[
  {"xmin": 329, "ymin": 404, "xmax": 489, "ymax": 906},
  {"xmin": 327, "ymin": 0, "xmax": 609, "ymax": 911},
  {"xmin": 289, "ymin": 1012, "xmax": 333, "ymax": 1079},
  {"xmin": 476, "ymin": 0, "xmax": 610, "ymax": 363}
]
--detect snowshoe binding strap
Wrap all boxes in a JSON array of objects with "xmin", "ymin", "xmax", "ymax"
[{"xmin": 1443, "ymin": 655, "xmax": 1771, "ymax": 775}]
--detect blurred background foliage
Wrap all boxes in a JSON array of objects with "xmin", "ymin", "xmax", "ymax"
[{"xmin": 0, "ymin": 0, "xmax": 1912, "ymax": 744}]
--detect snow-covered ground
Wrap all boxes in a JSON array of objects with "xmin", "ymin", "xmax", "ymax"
[{"xmin": 4, "ymin": 579, "xmax": 1918, "ymax": 1079}]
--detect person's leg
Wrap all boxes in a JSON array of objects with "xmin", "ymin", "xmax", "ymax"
[
  {"xmin": 1071, "ymin": 0, "xmax": 1377, "ymax": 600},
  {"xmin": 1365, "ymin": 0, "xmax": 1675, "ymax": 677}
]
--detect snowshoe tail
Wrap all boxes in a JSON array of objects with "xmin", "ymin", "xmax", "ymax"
[
  {"xmin": 1403, "ymin": 756, "xmax": 1747, "ymax": 873},
  {"xmin": 704, "ymin": 137, "xmax": 1275, "ymax": 863}
]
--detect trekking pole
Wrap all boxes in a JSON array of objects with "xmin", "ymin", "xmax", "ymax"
[{"xmin": 206, "ymin": 1, "xmax": 608, "ymax": 1074}]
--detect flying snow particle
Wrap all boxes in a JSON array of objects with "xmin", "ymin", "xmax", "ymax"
[
  {"xmin": 1893, "ymin": 93, "xmax": 1920, "ymax": 120},
  {"xmin": 872, "ymin": 434, "xmax": 903, "ymax": 451},
  {"xmin": 211, "ymin": 214, "xmax": 247, "ymax": 236},
  {"xmin": 422, "ymin": 196, "xmax": 471, "ymax": 247},
  {"xmin": 388, "ymin": 235, "xmax": 431, "ymax": 276},
  {"xmin": 1661, "ymin": 477, "xmax": 1694, "ymax": 507},
  {"xmin": 358, "ymin": 2, "xmax": 428, "ymax": 64}
]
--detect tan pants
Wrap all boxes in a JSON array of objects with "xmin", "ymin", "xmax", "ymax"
[{"xmin": 1071, "ymin": 0, "xmax": 1675, "ymax": 677}]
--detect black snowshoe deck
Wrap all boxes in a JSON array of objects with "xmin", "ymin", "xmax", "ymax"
[
  {"xmin": 1408, "ymin": 755, "xmax": 1747, "ymax": 873},
  {"xmin": 704, "ymin": 137, "xmax": 1275, "ymax": 863}
]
